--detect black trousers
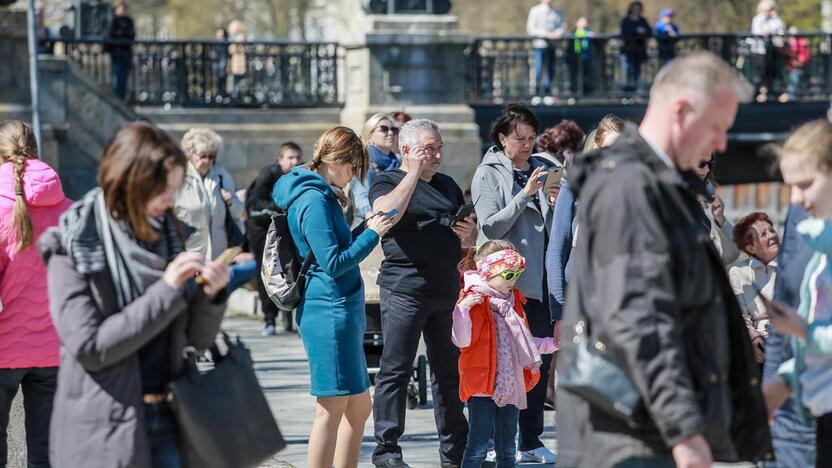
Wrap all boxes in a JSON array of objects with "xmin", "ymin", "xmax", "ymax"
[
  {"xmin": 372, "ymin": 288, "xmax": 469, "ymax": 465},
  {"xmin": 519, "ymin": 296, "xmax": 553, "ymax": 452},
  {"xmin": 0, "ymin": 367, "xmax": 57, "ymax": 468},
  {"xmin": 817, "ymin": 412, "xmax": 832, "ymax": 468},
  {"xmin": 246, "ymin": 219, "xmax": 281, "ymax": 326}
]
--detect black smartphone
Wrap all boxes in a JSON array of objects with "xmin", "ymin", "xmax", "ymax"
[{"xmin": 450, "ymin": 203, "xmax": 475, "ymax": 225}]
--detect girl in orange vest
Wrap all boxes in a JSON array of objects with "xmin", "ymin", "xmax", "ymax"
[{"xmin": 453, "ymin": 240, "xmax": 557, "ymax": 468}]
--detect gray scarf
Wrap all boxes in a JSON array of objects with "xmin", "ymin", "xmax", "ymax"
[{"xmin": 58, "ymin": 188, "xmax": 183, "ymax": 309}]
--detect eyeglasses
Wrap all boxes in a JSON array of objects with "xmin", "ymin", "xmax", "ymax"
[
  {"xmin": 375, "ymin": 125, "xmax": 400, "ymax": 135},
  {"xmin": 498, "ymin": 270, "xmax": 524, "ymax": 281},
  {"xmin": 698, "ymin": 160, "xmax": 713, "ymax": 170}
]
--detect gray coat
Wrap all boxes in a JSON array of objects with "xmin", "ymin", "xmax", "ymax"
[
  {"xmin": 41, "ymin": 231, "xmax": 226, "ymax": 468},
  {"xmin": 471, "ymin": 146, "xmax": 553, "ymax": 300}
]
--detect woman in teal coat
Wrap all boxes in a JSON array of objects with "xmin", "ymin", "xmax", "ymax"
[{"xmin": 273, "ymin": 126, "xmax": 393, "ymax": 468}]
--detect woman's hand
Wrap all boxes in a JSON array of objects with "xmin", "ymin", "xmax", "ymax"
[
  {"xmin": 751, "ymin": 335, "xmax": 766, "ymax": 363},
  {"xmin": 220, "ymin": 188, "xmax": 233, "ymax": 207},
  {"xmin": 767, "ymin": 298, "xmax": 809, "ymax": 338},
  {"xmin": 232, "ymin": 252, "xmax": 255, "ymax": 264},
  {"xmin": 762, "ymin": 376, "xmax": 791, "ymax": 423},
  {"xmin": 458, "ymin": 293, "xmax": 484, "ymax": 310},
  {"xmin": 367, "ymin": 212, "xmax": 394, "ymax": 237},
  {"xmin": 523, "ymin": 167, "xmax": 547, "ymax": 197},
  {"xmin": 163, "ymin": 252, "xmax": 205, "ymax": 289},
  {"xmin": 200, "ymin": 259, "xmax": 230, "ymax": 297}
]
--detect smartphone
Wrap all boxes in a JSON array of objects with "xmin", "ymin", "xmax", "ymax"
[
  {"xmin": 450, "ymin": 203, "xmax": 475, "ymax": 225},
  {"xmin": 543, "ymin": 167, "xmax": 564, "ymax": 193},
  {"xmin": 195, "ymin": 246, "xmax": 242, "ymax": 285},
  {"xmin": 385, "ymin": 208, "xmax": 398, "ymax": 219}
]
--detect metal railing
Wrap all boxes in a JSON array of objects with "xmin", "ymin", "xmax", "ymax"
[
  {"xmin": 47, "ymin": 38, "xmax": 343, "ymax": 108},
  {"xmin": 467, "ymin": 33, "xmax": 832, "ymax": 104}
]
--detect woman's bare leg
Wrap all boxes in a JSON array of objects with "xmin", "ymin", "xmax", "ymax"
[
  {"xmin": 308, "ymin": 395, "xmax": 349, "ymax": 468},
  {"xmin": 334, "ymin": 390, "xmax": 372, "ymax": 468}
]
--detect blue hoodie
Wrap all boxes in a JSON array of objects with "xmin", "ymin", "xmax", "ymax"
[{"xmin": 272, "ymin": 168, "xmax": 379, "ymax": 322}]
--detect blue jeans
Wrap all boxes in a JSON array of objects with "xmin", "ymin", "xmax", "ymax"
[
  {"xmin": 145, "ymin": 403, "xmax": 182, "ymax": 468},
  {"xmin": 227, "ymin": 259, "xmax": 257, "ymax": 293},
  {"xmin": 533, "ymin": 47, "xmax": 556, "ymax": 96},
  {"xmin": 620, "ymin": 56, "xmax": 642, "ymax": 91},
  {"xmin": 787, "ymin": 69, "xmax": 802, "ymax": 99},
  {"xmin": 0, "ymin": 367, "xmax": 57, "ymax": 468},
  {"xmin": 461, "ymin": 398, "xmax": 519, "ymax": 468},
  {"xmin": 111, "ymin": 55, "xmax": 132, "ymax": 99}
]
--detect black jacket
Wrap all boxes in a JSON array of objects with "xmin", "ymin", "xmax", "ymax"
[
  {"xmin": 106, "ymin": 15, "xmax": 135, "ymax": 59},
  {"xmin": 556, "ymin": 124, "xmax": 772, "ymax": 467}
]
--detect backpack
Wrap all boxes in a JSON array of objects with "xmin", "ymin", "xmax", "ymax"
[{"xmin": 260, "ymin": 211, "xmax": 314, "ymax": 311}]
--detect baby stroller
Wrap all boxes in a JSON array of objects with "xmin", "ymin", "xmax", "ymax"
[{"xmin": 360, "ymin": 245, "xmax": 428, "ymax": 409}]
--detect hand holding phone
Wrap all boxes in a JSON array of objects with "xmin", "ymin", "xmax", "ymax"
[
  {"xmin": 543, "ymin": 167, "xmax": 564, "ymax": 194},
  {"xmin": 450, "ymin": 203, "xmax": 475, "ymax": 225},
  {"xmin": 195, "ymin": 247, "xmax": 241, "ymax": 285}
]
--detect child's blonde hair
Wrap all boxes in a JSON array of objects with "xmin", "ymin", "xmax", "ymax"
[{"xmin": 458, "ymin": 239, "xmax": 516, "ymax": 272}]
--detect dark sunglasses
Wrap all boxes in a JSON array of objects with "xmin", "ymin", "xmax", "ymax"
[
  {"xmin": 498, "ymin": 270, "xmax": 524, "ymax": 281},
  {"xmin": 698, "ymin": 160, "xmax": 713, "ymax": 170},
  {"xmin": 375, "ymin": 125, "xmax": 400, "ymax": 135}
]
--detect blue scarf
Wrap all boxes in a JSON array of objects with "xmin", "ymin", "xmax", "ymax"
[{"xmin": 369, "ymin": 145, "xmax": 400, "ymax": 173}]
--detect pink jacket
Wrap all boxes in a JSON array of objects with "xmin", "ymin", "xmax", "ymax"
[{"xmin": 0, "ymin": 159, "xmax": 72, "ymax": 368}]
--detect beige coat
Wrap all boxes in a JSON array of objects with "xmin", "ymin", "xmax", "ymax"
[
  {"xmin": 729, "ymin": 256, "xmax": 776, "ymax": 336},
  {"xmin": 175, "ymin": 163, "xmax": 243, "ymax": 260}
]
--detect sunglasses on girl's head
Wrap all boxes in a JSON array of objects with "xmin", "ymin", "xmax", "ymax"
[
  {"xmin": 375, "ymin": 125, "xmax": 400, "ymax": 135},
  {"xmin": 498, "ymin": 270, "xmax": 524, "ymax": 281}
]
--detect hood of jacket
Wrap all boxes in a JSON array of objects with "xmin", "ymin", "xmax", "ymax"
[
  {"xmin": 568, "ymin": 123, "xmax": 708, "ymax": 200},
  {"xmin": 797, "ymin": 217, "xmax": 832, "ymax": 253},
  {"xmin": 0, "ymin": 159, "xmax": 67, "ymax": 208},
  {"xmin": 273, "ymin": 167, "xmax": 336, "ymax": 210}
]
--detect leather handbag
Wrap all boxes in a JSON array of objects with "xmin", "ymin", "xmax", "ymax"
[
  {"xmin": 559, "ymin": 318, "xmax": 641, "ymax": 422},
  {"xmin": 168, "ymin": 332, "xmax": 285, "ymax": 468},
  {"xmin": 218, "ymin": 174, "xmax": 245, "ymax": 247}
]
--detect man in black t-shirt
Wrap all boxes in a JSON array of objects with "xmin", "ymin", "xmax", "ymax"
[{"xmin": 369, "ymin": 119, "xmax": 476, "ymax": 468}]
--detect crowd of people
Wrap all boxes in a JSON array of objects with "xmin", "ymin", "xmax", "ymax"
[
  {"xmin": 4, "ymin": 46, "xmax": 832, "ymax": 468},
  {"xmin": 526, "ymin": 0, "xmax": 810, "ymax": 103}
]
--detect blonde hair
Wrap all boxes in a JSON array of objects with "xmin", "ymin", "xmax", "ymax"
[
  {"xmin": 650, "ymin": 51, "xmax": 754, "ymax": 105},
  {"xmin": 181, "ymin": 128, "xmax": 223, "ymax": 160},
  {"xmin": 757, "ymin": 0, "xmax": 777, "ymax": 14},
  {"xmin": 309, "ymin": 126, "xmax": 369, "ymax": 205},
  {"xmin": 780, "ymin": 119, "xmax": 832, "ymax": 172},
  {"xmin": 0, "ymin": 120, "xmax": 38, "ymax": 252},
  {"xmin": 361, "ymin": 113, "xmax": 393, "ymax": 143},
  {"xmin": 459, "ymin": 239, "xmax": 516, "ymax": 272}
]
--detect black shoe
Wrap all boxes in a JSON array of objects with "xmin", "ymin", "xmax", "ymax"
[
  {"xmin": 374, "ymin": 459, "xmax": 411, "ymax": 468},
  {"xmin": 440, "ymin": 464, "xmax": 460, "ymax": 468}
]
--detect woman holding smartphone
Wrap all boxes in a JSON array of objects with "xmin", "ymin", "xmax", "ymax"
[
  {"xmin": 41, "ymin": 122, "xmax": 230, "ymax": 468},
  {"xmin": 763, "ymin": 119, "xmax": 832, "ymax": 467},
  {"xmin": 273, "ymin": 126, "xmax": 392, "ymax": 468}
]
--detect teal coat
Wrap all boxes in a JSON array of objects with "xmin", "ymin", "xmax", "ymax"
[{"xmin": 273, "ymin": 168, "xmax": 379, "ymax": 396}]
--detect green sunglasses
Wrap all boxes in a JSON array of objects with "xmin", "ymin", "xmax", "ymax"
[{"xmin": 498, "ymin": 270, "xmax": 524, "ymax": 281}]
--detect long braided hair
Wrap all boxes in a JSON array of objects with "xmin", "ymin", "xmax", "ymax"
[{"xmin": 0, "ymin": 120, "xmax": 38, "ymax": 252}]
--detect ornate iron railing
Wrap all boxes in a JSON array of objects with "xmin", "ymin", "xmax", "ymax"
[
  {"xmin": 467, "ymin": 33, "xmax": 832, "ymax": 104},
  {"xmin": 48, "ymin": 38, "xmax": 342, "ymax": 108}
]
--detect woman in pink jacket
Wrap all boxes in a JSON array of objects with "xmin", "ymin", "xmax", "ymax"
[{"xmin": 0, "ymin": 120, "xmax": 72, "ymax": 467}]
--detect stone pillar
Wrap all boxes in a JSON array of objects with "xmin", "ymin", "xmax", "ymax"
[
  {"xmin": 337, "ymin": 10, "xmax": 482, "ymax": 189},
  {"xmin": 0, "ymin": 7, "xmax": 31, "ymax": 108}
]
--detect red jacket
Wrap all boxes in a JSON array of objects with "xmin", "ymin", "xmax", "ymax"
[{"xmin": 456, "ymin": 287, "xmax": 540, "ymax": 402}]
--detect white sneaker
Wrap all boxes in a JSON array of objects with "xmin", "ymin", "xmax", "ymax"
[
  {"xmin": 516, "ymin": 446, "xmax": 557, "ymax": 464},
  {"xmin": 485, "ymin": 449, "xmax": 497, "ymax": 462}
]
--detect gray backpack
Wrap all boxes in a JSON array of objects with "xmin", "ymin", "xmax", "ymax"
[{"xmin": 260, "ymin": 212, "xmax": 314, "ymax": 311}]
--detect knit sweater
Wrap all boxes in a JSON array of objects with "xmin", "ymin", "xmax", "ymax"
[{"xmin": 0, "ymin": 160, "xmax": 72, "ymax": 368}]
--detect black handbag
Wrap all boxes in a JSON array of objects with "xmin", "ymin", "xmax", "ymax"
[
  {"xmin": 558, "ymin": 317, "xmax": 641, "ymax": 422},
  {"xmin": 218, "ymin": 174, "xmax": 245, "ymax": 247},
  {"xmin": 168, "ymin": 332, "xmax": 285, "ymax": 468}
]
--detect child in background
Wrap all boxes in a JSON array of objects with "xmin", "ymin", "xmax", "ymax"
[{"xmin": 453, "ymin": 240, "xmax": 557, "ymax": 468}]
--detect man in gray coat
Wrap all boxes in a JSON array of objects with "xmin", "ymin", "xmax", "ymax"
[{"xmin": 557, "ymin": 51, "xmax": 772, "ymax": 467}]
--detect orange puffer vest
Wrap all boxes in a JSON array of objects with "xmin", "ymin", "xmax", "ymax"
[{"xmin": 457, "ymin": 287, "xmax": 541, "ymax": 403}]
